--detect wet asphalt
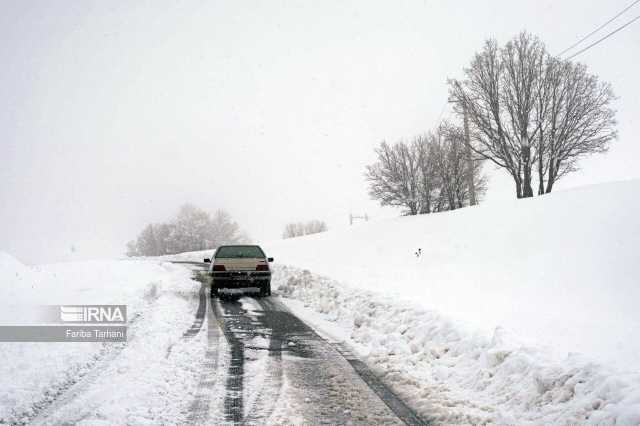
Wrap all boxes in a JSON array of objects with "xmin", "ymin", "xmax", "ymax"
[{"xmin": 179, "ymin": 262, "xmax": 430, "ymax": 426}]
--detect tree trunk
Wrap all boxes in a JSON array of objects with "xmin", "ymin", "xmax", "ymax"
[
  {"xmin": 521, "ymin": 146, "xmax": 534, "ymax": 198},
  {"xmin": 537, "ymin": 133, "xmax": 545, "ymax": 195},
  {"xmin": 515, "ymin": 177, "xmax": 523, "ymax": 199},
  {"xmin": 545, "ymin": 160, "xmax": 556, "ymax": 193},
  {"xmin": 462, "ymin": 104, "xmax": 477, "ymax": 206},
  {"xmin": 537, "ymin": 160, "xmax": 544, "ymax": 195},
  {"xmin": 545, "ymin": 175, "xmax": 555, "ymax": 193}
]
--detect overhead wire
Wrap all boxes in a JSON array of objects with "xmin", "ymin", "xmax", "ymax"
[
  {"xmin": 558, "ymin": 0, "xmax": 640, "ymax": 57},
  {"xmin": 565, "ymin": 14, "xmax": 640, "ymax": 59}
]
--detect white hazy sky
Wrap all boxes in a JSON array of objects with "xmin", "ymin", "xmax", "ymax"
[{"xmin": 1, "ymin": 0, "xmax": 639, "ymax": 263}]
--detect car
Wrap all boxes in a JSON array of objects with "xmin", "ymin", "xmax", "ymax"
[{"xmin": 204, "ymin": 245, "xmax": 273, "ymax": 297}]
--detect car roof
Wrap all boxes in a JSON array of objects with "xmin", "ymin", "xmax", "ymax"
[{"xmin": 217, "ymin": 244, "xmax": 261, "ymax": 248}]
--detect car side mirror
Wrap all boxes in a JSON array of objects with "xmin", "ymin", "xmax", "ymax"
[
  {"xmin": 203, "ymin": 258, "xmax": 211, "ymax": 263},
  {"xmin": 267, "ymin": 257, "xmax": 274, "ymax": 263}
]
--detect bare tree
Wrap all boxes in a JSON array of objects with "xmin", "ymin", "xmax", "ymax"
[
  {"xmin": 127, "ymin": 205, "xmax": 248, "ymax": 256},
  {"xmin": 283, "ymin": 220, "xmax": 328, "ymax": 239},
  {"xmin": 538, "ymin": 59, "xmax": 617, "ymax": 193},
  {"xmin": 449, "ymin": 33, "xmax": 545, "ymax": 198},
  {"xmin": 154, "ymin": 223, "xmax": 175, "ymax": 255},
  {"xmin": 431, "ymin": 123, "xmax": 487, "ymax": 210},
  {"xmin": 125, "ymin": 240, "xmax": 138, "ymax": 257},
  {"xmin": 501, "ymin": 33, "xmax": 546, "ymax": 197},
  {"xmin": 450, "ymin": 31, "xmax": 616, "ymax": 198},
  {"xmin": 282, "ymin": 222, "xmax": 304, "ymax": 239},
  {"xmin": 365, "ymin": 140, "xmax": 422, "ymax": 215},
  {"xmin": 209, "ymin": 209, "xmax": 245, "ymax": 246},
  {"xmin": 366, "ymin": 127, "xmax": 485, "ymax": 214},
  {"xmin": 133, "ymin": 224, "xmax": 159, "ymax": 256},
  {"xmin": 304, "ymin": 220, "xmax": 328, "ymax": 235},
  {"xmin": 170, "ymin": 204, "xmax": 213, "ymax": 252},
  {"xmin": 413, "ymin": 134, "xmax": 438, "ymax": 214}
]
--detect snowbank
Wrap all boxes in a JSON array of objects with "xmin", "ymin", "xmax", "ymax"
[
  {"xmin": 274, "ymin": 266, "xmax": 640, "ymax": 425},
  {"xmin": 0, "ymin": 252, "xmax": 202, "ymax": 424}
]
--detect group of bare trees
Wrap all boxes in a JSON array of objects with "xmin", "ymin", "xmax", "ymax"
[
  {"xmin": 282, "ymin": 220, "xmax": 328, "ymax": 239},
  {"xmin": 449, "ymin": 32, "xmax": 617, "ymax": 198},
  {"xmin": 126, "ymin": 204, "xmax": 248, "ymax": 256},
  {"xmin": 366, "ymin": 124, "xmax": 486, "ymax": 215},
  {"xmin": 367, "ymin": 32, "xmax": 616, "ymax": 212}
]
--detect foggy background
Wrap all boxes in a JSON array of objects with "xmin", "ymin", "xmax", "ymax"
[{"xmin": 1, "ymin": 0, "xmax": 639, "ymax": 264}]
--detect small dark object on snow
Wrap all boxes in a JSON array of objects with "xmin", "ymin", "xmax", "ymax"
[{"xmin": 415, "ymin": 248, "xmax": 422, "ymax": 257}]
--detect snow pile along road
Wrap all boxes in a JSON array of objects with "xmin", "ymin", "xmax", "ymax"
[
  {"xmin": 0, "ymin": 253, "xmax": 203, "ymax": 425},
  {"xmin": 274, "ymin": 266, "xmax": 640, "ymax": 425}
]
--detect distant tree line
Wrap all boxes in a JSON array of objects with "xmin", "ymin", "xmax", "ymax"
[
  {"xmin": 366, "ymin": 123, "xmax": 486, "ymax": 215},
  {"xmin": 282, "ymin": 220, "xmax": 328, "ymax": 239},
  {"xmin": 367, "ymin": 31, "xmax": 616, "ymax": 213},
  {"xmin": 126, "ymin": 204, "xmax": 248, "ymax": 256}
]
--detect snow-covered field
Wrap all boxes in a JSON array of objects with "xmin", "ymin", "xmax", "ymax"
[{"xmin": 0, "ymin": 254, "xmax": 203, "ymax": 424}]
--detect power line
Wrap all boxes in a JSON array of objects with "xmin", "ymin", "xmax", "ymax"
[
  {"xmin": 565, "ymin": 14, "xmax": 640, "ymax": 60},
  {"xmin": 558, "ymin": 0, "xmax": 640, "ymax": 56}
]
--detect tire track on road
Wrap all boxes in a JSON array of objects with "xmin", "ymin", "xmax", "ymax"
[
  {"xmin": 212, "ymin": 298, "xmax": 246, "ymax": 424},
  {"xmin": 182, "ymin": 279, "xmax": 207, "ymax": 338},
  {"xmin": 265, "ymin": 297, "xmax": 431, "ymax": 426},
  {"xmin": 187, "ymin": 294, "xmax": 223, "ymax": 424},
  {"xmin": 202, "ymin": 292, "xmax": 428, "ymax": 425},
  {"xmin": 166, "ymin": 264, "xmax": 208, "ymax": 359},
  {"xmin": 241, "ymin": 298, "xmax": 285, "ymax": 425}
]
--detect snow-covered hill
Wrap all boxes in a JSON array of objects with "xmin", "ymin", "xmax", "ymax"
[
  {"xmin": 259, "ymin": 180, "xmax": 640, "ymax": 424},
  {"xmin": 266, "ymin": 180, "xmax": 640, "ymax": 371}
]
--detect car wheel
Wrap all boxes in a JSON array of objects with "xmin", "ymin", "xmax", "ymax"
[
  {"xmin": 256, "ymin": 282, "xmax": 266, "ymax": 297},
  {"xmin": 211, "ymin": 286, "xmax": 219, "ymax": 298}
]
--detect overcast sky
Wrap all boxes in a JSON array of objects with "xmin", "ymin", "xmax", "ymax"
[{"xmin": 2, "ymin": 0, "xmax": 639, "ymax": 263}]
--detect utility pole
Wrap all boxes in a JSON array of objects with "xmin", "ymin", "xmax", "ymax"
[
  {"xmin": 451, "ymin": 81, "xmax": 477, "ymax": 206},
  {"xmin": 462, "ymin": 101, "xmax": 477, "ymax": 206}
]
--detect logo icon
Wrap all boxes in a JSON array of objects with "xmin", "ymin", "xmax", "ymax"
[{"xmin": 58, "ymin": 305, "xmax": 126, "ymax": 323}]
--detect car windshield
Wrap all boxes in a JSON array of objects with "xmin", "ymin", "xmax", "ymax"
[{"xmin": 215, "ymin": 245, "xmax": 265, "ymax": 259}]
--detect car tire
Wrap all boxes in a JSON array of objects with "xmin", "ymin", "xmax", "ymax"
[
  {"xmin": 258, "ymin": 282, "xmax": 270, "ymax": 297},
  {"xmin": 211, "ymin": 285, "xmax": 219, "ymax": 298}
]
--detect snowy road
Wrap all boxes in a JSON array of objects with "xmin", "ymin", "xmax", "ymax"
[{"xmin": 180, "ymin": 262, "xmax": 429, "ymax": 425}]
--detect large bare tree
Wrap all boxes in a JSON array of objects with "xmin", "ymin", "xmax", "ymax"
[
  {"xmin": 449, "ymin": 33, "xmax": 545, "ymax": 198},
  {"xmin": 450, "ymin": 31, "xmax": 616, "ymax": 198}
]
